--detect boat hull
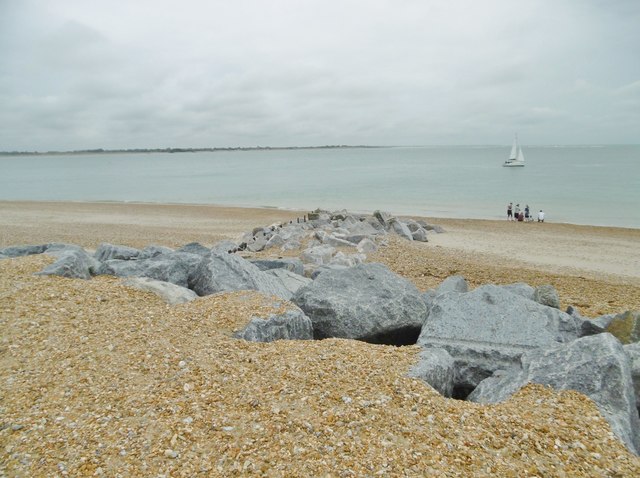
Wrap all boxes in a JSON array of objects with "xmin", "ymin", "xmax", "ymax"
[{"xmin": 503, "ymin": 161, "xmax": 525, "ymax": 167}]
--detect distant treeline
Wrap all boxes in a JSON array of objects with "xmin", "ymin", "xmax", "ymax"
[{"xmin": 0, "ymin": 145, "xmax": 379, "ymax": 156}]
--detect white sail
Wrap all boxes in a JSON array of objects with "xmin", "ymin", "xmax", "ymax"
[
  {"xmin": 503, "ymin": 134, "xmax": 525, "ymax": 167},
  {"xmin": 509, "ymin": 137, "xmax": 518, "ymax": 160}
]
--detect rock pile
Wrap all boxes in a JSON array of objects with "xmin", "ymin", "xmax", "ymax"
[
  {"xmin": 2, "ymin": 208, "xmax": 640, "ymax": 455},
  {"xmin": 238, "ymin": 208, "xmax": 437, "ymax": 277}
]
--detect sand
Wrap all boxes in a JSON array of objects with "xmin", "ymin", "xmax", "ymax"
[{"xmin": 2, "ymin": 200, "xmax": 640, "ymax": 476}]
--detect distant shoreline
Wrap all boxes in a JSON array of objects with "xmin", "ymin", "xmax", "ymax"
[
  {"xmin": 3, "ymin": 144, "xmax": 639, "ymax": 156},
  {"xmin": 0, "ymin": 145, "xmax": 381, "ymax": 157}
]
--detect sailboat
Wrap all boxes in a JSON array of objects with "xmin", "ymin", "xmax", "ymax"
[{"xmin": 503, "ymin": 134, "xmax": 525, "ymax": 167}]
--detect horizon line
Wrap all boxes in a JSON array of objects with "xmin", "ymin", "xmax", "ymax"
[{"xmin": 1, "ymin": 143, "xmax": 639, "ymax": 155}]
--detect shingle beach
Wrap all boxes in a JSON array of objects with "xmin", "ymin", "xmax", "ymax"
[{"xmin": 2, "ymin": 201, "xmax": 640, "ymax": 477}]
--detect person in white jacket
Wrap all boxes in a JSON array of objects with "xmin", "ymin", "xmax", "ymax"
[{"xmin": 538, "ymin": 210, "xmax": 545, "ymax": 222}]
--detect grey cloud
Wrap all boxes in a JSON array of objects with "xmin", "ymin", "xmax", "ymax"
[{"xmin": 0, "ymin": 0, "xmax": 638, "ymax": 150}]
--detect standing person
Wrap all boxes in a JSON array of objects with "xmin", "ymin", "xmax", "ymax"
[
  {"xmin": 538, "ymin": 210, "xmax": 545, "ymax": 222},
  {"xmin": 514, "ymin": 204, "xmax": 521, "ymax": 219},
  {"xmin": 507, "ymin": 202, "xmax": 513, "ymax": 221},
  {"xmin": 524, "ymin": 205, "xmax": 530, "ymax": 221}
]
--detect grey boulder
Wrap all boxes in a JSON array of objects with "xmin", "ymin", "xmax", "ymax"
[
  {"xmin": 625, "ymin": 342, "xmax": 640, "ymax": 416},
  {"xmin": 0, "ymin": 244, "xmax": 48, "ymax": 258},
  {"xmin": 265, "ymin": 269, "xmax": 312, "ymax": 296},
  {"xmin": 408, "ymin": 347, "xmax": 455, "ymax": 398},
  {"xmin": 605, "ymin": 311, "xmax": 640, "ymax": 344},
  {"xmin": 251, "ymin": 258, "xmax": 305, "ymax": 276},
  {"xmin": 123, "ymin": 277, "xmax": 198, "ymax": 304},
  {"xmin": 373, "ymin": 210, "xmax": 392, "ymax": 229},
  {"xmin": 417, "ymin": 284, "xmax": 583, "ymax": 389},
  {"xmin": 139, "ymin": 245, "xmax": 174, "ymax": 259},
  {"xmin": 300, "ymin": 245, "xmax": 336, "ymax": 265},
  {"xmin": 177, "ymin": 242, "xmax": 211, "ymax": 256},
  {"xmin": 189, "ymin": 251, "xmax": 292, "ymax": 300},
  {"xmin": 436, "ymin": 275, "xmax": 468, "ymax": 295},
  {"xmin": 500, "ymin": 282, "xmax": 535, "ymax": 301},
  {"xmin": 411, "ymin": 227, "xmax": 428, "ymax": 242},
  {"xmin": 99, "ymin": 252, "xmax": 202, "ymax": 288},
  {"xmin": 533, "ymin": 284, "xmax": 560, "ymax": 309},
  {"xmin": 389, "ymin": 218, "xmax": 413, "ymax": 241},
  {"xmin": 357, "ymin": 238, "xmax": 378, "ymax": 254},
  {"xmin": 234, "ymin": 308, "xmax": 314, "ymax": 342},
  {"xmin": 37, "ymin": 248, "xmax": 101, "ymax": 280},
  {"xmin": 292, "ymin": 262, "xmax": 427, "ymax": 344},
  {"xmin": 469, "ymin": 333, "xmax": 640, "ymax": 455},
  {"xmin": 211, "ymin": 240, "xmax": 239, "ymax": 254},
  {"xmin": 94, "ymin": 243, "xmax": 141, "ymax": 262}
]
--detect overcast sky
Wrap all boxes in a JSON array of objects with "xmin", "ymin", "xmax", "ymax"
[{"xmin": 1, "ymin": 0, "xmax": 638, "ymax": 150}]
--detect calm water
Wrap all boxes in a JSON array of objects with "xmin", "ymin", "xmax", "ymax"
[{"xmin": 1, "ymin": 145, "xmax": 639, "ymax": 228}]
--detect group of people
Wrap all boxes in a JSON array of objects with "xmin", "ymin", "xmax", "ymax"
[{"xmin": 507, "ymin": 202, "xmax": 545, "ymax": 222}]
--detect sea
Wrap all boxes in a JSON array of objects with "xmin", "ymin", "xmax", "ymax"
[{"xmin": 1, "ymin": 145, "xmax": 639, "ymax": 229}]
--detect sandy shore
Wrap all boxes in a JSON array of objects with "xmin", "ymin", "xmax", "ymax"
[{"xmin": 2, "ymin": 200, "xmax": 640, "ymax": 476}]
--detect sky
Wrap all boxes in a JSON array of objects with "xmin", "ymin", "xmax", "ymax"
[{"xmin": 1, "ymin": 0, "xmax": 639, "ymax": 151}]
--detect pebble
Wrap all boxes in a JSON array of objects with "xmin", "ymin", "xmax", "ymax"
[
  {"xmin": 2, "ymin": 248, "xmax": 640, "ymax": 477},
  {"xmin": 163, "ymin": 449, "xmax": 178, "ymax": 459}
]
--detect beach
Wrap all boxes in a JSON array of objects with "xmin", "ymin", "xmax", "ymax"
[{"xmin": 2, "ymin": 200, "xmax": 640, "ymax": 476}]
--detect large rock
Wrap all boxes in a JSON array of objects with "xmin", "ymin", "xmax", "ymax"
[
  {"xmin": 37, "ymin": 248, "xmax": 101, "ymax": 280},
  {"xmin": 315, "ymin": 231, "xmax": 356, "ymax": 248},
  {"xmin": 234, "ymin": 308, "xmax": 314, "ymax": 342},
  {"xmin": 189, "ymin": 251, "xmax": 292, "ymax": 300},
  {"xmin": 211, "ymin": 240, "xmax": 239, "ymax": 254},
  {"xmin": 469, "ymin": 333, "xmax": 640, "ymax": 455},
  {"xmin": 138, "ymin": 245, "xmax": 174, "ymax": 259},
  {"xmin": 500, "ymin": 282, "xmax": 535, "ymax": 301},
  {"xmin": 177, "ymin": 242, "xmax": 211, "ymax": 256},
  {"xmin": 251, "ymin": 258, "xmax": 305, "ymax": 276},
  {"xmin": 344, "ymin": 220, "xmax": 380, "ymax": 237},
  {"xmin": 292, "ymin": 262, "xmax": 427, "ymax": 344},
  {"xmin": 435, "ymin": 275, "xmax": 468, "ymax": 295},
  {"xmin": 0, "ymin": 244, "xmax": 47, "ymax": 258},
  {"xmin": 411, "ymin": 227, "xmax": 428, "ymax": 242},
  {"xmin": 98, "ymin": 252, "xmax": 203, "ymax": 288},
  {"xmin": 389, "ymin": 218, "xmax": 413, "ymax": 241},
  {"xmin": 263, "ymin": 234, "xmax": 285, "ymax": 250},
  {"xmin": 417, "ymin": 284, "xmax": 583, "ymax": 390},
  {"xmin": 356, "ymin": 238, "xmax": 377, "ymax": 254},
  {"xmin": 625, "ymin": 342, "xmax": 640, "ymax": 416},
  {"xmin": 123, "ymin": 277, "xmax": 198, "ymax": 304},
  {"xmin": 605, "ymin": 311, "xmax": 640, "ymax": 344},
  {"xmin": 300, "ymin": 245, "xmax": 335, "ymax": 265},
  {"xmin": 566, "ymin": 307, "xmax": 616, "ymax": 337},
  {"xmin": 408, "ymin": 348, "xmax": 455, "ymax": 398},
  {"xmin": 329, "ymin": 251, "xmax": 366, "ymax": 268},
  {"xmin": 373, "ymin": 210, "xmax": 392, "ymax": 229},
  {"xmin": 533, "ymin": 284, "xmax": 560, "ymax": 309},
  {"xmin": 94, "ymin": 243, "xmax": 141, "ymax": 262},
  {"xmin": 265, "ymin": 269, "xmax": 312, "ymax": 296},
  {"xmin": 246, "ymin": 234, "xmax": 268, "ymax": 252}
]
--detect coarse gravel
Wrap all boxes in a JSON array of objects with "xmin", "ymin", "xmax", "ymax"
[{"xmin": 2, "ymin": 255, "xmax": 640, "ymax": 477}]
